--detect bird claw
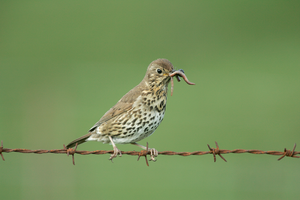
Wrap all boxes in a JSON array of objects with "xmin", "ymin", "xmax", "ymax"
[
  {"xmin": 109, "ymin": 146, "xmax": 122, "ymax": 161},
  {"xmin": 148, "ymin": 148, "xmax": 158, "ymax": 162}
]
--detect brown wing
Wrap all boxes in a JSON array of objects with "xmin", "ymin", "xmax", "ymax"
[{"xmin": 89, "ymin": 83, "xmax": 145, "ymax": 132}]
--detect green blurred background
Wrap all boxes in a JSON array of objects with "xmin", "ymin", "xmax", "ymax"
[{"xmin": 1, "ymin": 1, "xmax": 299, "ymax": 200}]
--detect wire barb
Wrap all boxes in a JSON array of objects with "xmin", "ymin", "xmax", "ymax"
[
  {"xmin": 137, "ymin": 142, "xmax": 149, "ymax": 166},
  {"xmin": 207, "ymin": 141, "xmax": 227, "ymax": 162},
  {"xmin": 63, "ymin": 143, "xmax": 78, "ymax": 165},
  {"xmin": 278, "ymin": 143, "xmax": 298, "ymax": 161},
  {"xmin": 0, "ymin": 141, "xmax": 4, "ymax": 161}
]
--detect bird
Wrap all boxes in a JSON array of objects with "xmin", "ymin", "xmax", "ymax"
[{"xmin": 66, "ymin": 58, "xmax": 195, "ymax": 161}]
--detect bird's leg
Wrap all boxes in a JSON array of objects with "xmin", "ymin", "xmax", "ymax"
[
  {"xmin": 109, "ymin": 136, "xmax": 122, "ymax": 161},
  {"xmin": 131, "ymin": 142, "xmax": 158, "ymax": 161}
]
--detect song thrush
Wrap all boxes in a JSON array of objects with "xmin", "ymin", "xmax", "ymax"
[{"xmin": 66, "ymin": 59, "xmax": 195, "ymax": 161}]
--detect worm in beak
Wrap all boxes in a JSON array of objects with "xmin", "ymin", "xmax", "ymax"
[{"xmin": 169, "ymin": 69, "xmax": 195, "ymax": 96}]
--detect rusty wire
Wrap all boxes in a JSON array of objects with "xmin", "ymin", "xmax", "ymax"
[{"xmin": 0, "ymin": 141, "xmax": 299, "ymax": 166}]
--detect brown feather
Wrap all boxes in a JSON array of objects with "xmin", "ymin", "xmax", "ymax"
[
  {"xmin": 66, "ymin": 132, "xmax": 92, "ymax": 148},
  {"xmin": 89, "ymin": 78, "xmax": 146, "ymax": 131}
]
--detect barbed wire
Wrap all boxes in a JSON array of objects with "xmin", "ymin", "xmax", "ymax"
[{"xmin": 0, "ymin": 141, "xmax": 299, "ymax": 166}]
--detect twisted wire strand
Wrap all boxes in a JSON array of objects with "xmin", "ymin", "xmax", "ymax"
[{"xmin": 0, "ymin": 141, "xmax": 299, "ymax": 166}]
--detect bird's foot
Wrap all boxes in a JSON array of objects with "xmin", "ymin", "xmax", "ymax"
[
  {"xmin": 131, "ymin": 142, "xmax": 158, "ymax": 162},
  {"xmin": 109, "ymin": 146, "xmax": 122, "ymax": 161},
  {"xmin": 148, "ymin": 148, "xmax": 158, "ymax": 162}
]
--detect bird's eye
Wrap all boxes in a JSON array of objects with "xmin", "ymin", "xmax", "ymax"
[{"xmin": 157, "ymin": 69, "xmax": 162, "ymax": 74}]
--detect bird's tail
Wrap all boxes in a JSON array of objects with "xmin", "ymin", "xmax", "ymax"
[{"xmin": 66, "ymin": 132, "xmax": 92, "ymax": 148}]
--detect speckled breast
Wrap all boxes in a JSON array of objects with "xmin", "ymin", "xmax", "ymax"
[
  {"xmin": 93, "ymin": 88, "xmax": 167, "ymax": 144},
  {"xmin": 112, "ymin": 92, "xmax": 167, "ymax": 144}
]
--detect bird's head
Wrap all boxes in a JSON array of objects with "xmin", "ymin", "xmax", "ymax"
[
  {"xmin": 142, "ymin": 58, "xmax": 195, "ymax": 95},
  {"xmin": 145, "ymin": 59, "xmax": 174, "ymax": 87}
]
